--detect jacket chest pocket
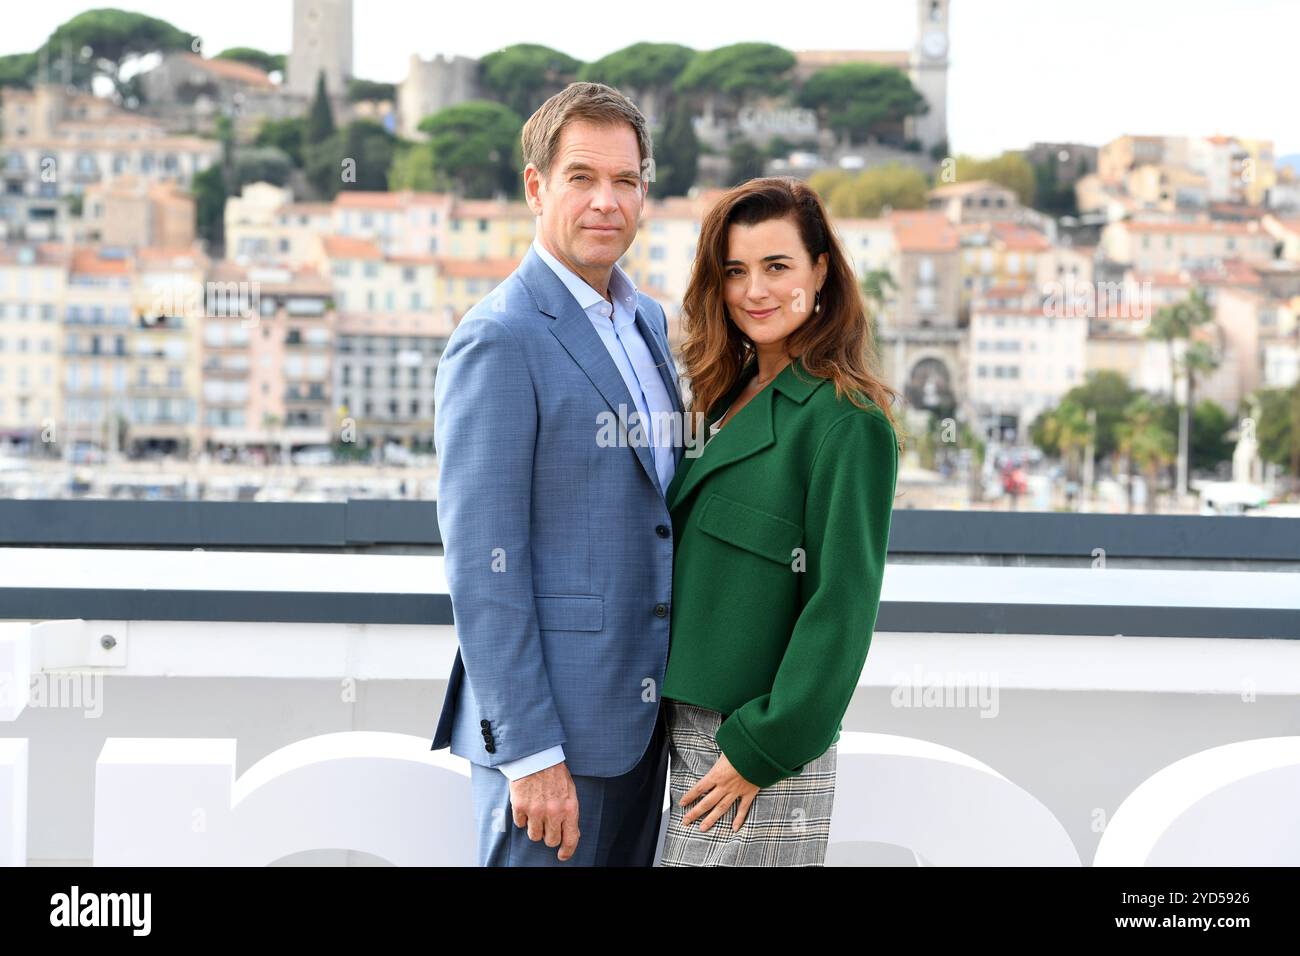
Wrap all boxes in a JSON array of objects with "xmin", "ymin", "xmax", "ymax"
[{"xmin": 696, "ymin": 492, "xmax": 803, "ymax": 566}]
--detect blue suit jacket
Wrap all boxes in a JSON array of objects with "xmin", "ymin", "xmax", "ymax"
[{"xmin": 431, "ymin": 245, "xmax": 684, "ymax": 777}]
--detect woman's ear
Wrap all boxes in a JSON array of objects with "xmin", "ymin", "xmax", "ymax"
[{"xmin": 815, "ymin": 252, "xmax": 829, "ymax": 291}]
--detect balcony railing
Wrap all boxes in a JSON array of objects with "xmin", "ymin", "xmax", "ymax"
[{"xmin": 1, "ymin": 502, "xmax": 1297, "ymax": 866}]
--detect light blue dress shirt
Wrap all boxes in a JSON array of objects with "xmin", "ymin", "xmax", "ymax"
[{"xmin": 495, "ymin": 237, "xmax": 679, "ymax": 782}]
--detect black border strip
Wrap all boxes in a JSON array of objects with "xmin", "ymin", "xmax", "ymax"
[
  {"xmin": 2, "ymin": 500, "xmax": 1298, "ymax": 560},
  {"xmin": 1, "ymin": 591, "xmax": 1295, "ymax": 638}
]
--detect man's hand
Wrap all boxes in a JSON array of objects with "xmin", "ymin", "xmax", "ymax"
[{"xmin": 508, "ymin": 761, "xmax": 581, "ymax": 861}]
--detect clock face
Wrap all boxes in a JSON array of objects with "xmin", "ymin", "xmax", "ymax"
[{"xmin": 922, "ymin": 30, "xmax": 948, "ymax": 58}]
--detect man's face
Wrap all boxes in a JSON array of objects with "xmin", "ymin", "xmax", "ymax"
[{"xmin": 525, "ymin": 119, "xmax": 646, "ymax": 281}]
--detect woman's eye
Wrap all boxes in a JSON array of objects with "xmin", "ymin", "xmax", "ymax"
[{"xmin": 768, "ymin": 263, "xmax": 788, "ymax": 271}]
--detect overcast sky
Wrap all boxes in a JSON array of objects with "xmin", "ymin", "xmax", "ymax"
[{"xmin": 4, "ymin": 0, "xmax": 1297, "ymax": 158}]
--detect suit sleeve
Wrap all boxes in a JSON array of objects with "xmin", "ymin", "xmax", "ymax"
[
  {"xmin": 713, "ymin": 408, "xmax": 898, "ymax": 787},
  {"xmin": 434, "ymin": 315, "xmax": 567, "ymax": 766}
]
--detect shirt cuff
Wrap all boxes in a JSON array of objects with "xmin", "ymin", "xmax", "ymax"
[{"xmin": 496, "ymin": 745, "xmax": 566, "ymax": 781}]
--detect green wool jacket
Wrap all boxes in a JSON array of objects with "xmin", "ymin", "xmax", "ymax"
[{"xmin": 662, "ymin": 354, "xmax": 899, "ymax": 788}]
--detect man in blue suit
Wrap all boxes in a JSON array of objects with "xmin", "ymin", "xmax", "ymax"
[{"xmin": 431, "ymin": 82, "xmax": 686, "ymax": 866}]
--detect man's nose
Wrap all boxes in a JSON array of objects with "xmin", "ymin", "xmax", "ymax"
[{"xmin": 590, "ymin": 179, "xmax": 618, "ymax": 212}]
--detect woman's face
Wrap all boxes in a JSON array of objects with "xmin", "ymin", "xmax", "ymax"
[{"xmin": 722, "ymin": 215, "xmax": 828, "ymax": 351}]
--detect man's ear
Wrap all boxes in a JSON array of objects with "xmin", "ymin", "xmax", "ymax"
[{"xmin": 524, "ymin": 164, "xmax": 545, "ymax": 216}]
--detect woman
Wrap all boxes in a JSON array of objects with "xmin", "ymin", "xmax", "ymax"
[{"xmin": 658, "ymin": 177, "xmax": 904, "ymax": 867}]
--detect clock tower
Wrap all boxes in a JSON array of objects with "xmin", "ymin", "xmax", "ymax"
[{"xmin": 910, "ymin": 0, "xmax": 950, "ymax": 156}]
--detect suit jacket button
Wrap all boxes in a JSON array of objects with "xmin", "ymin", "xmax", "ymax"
[
  {"xmin": 480, "ymin": 719, "xmax": 491, "ymax": 729},
  {"xmin": 482, "ymin": 728, "xmax": 493, "ymax": 738},
  {"xmin": 485, "ymin": 743, "xmax": 496, "ymax": 753},
  {"xmin": 654, "ymin": 603, "xmax": 668, "ymax": 618},
  {"xmin": 655, "ymin": 525, "xmax": 669, "ymax": 538}
]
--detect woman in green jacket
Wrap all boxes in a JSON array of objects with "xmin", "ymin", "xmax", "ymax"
[{"xmin": 658, "ymin": 177, "xmax": 904, "ymax": 867}]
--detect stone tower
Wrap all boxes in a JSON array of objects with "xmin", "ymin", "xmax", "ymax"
[
  {"xmin": 287, "ymin": 0, "xmax": 354, "ymax": 98},
  {"xmin": 910, "ymin": 0, "xmax": 951, "ymax": 154}
]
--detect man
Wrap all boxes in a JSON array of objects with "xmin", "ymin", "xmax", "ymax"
[{"xmin": 431, "ymin": 82, "xmax": 684, "ymax": 866}]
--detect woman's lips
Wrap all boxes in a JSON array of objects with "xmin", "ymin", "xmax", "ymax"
[{"xmin": 746, "ymin": 307, "xmax": 778, "ymax": 318}]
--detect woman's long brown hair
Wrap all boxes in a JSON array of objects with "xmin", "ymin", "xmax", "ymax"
[{"xmin": 678, "ymin": 176, "xmax": 905, "ymax": 446}]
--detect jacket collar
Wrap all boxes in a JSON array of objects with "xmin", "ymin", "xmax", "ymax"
[
  {"xmin": 666, "ymin": 354, "xmax": 825, "ymax": 512},
  {"xmin": 517, "ymin": 244, "xmax": 684, "ymax": 493}
]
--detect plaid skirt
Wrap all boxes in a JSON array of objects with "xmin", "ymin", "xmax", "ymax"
[{"xmin": 658, "ymin": 698, "xmax": 837, "ymax": 867}]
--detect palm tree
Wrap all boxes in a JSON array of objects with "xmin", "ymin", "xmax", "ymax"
[
  {"xmin": 1145, "ymin": 288, "xmax": 1217, "ymax": 498},
  {"xmin": 1115, "ymin": 394, "xmax": 1176, "ymax": 513}
]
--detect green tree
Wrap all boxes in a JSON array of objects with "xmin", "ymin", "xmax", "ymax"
[
  {"xmin": 388, "ymin": 140, "xmax": 451, "ymax": 192},
  {"xmin": 0, "ymin": 53, "xmax": 37, "ymax": 88},
  {"xmin": 1032, "ymin": 156, "xmax": 1078, "ymax": 217},
  {"xmin": 232, "ymin": 146, "xmax": 292, "ymax": 190},
  {"xmin": 1029, "ymin": 370, "xmax": 1136, "ymax": 463},
  {"xmin": 39, "ymin": 9, "xmax": 193, "ymax": 98},
  {"xmin": 656, "ymin": 99, "xmax": 699, "ymax": 196},
  {"xmin": 418, "ymin": 101, "xmax": 523, "ymax": 199},
  {"xmin": 727, "ymin": 140, "xmax": 766, "ymax": 186},
  {"xmin": 1038, "ymin": 399, "xmax": 1095, "ymax": 483},
  {"xmin": 953, "ymin": 153, "xmax": 1036, "ymax": 206},
  {"xmin": 797, "ymin": 64, "xmax": 926, "ymax": 146},
  {"xmin": 192, "ymin": 164, "xmax": 226, "ymax": 249},
  {"xmin": 860, "ymin": 268, "xmax": 896, "ymax": 310},
  {"xmin": 579, "ymin": 42, "xmax": 695, "ymax": 124},
  {"xmin": 810, "ymin": 163, "xmax": 929, "ymax": 217},
  {"xmin": 1252, "ymin": 384, "xmax": 1300, "ymax": 480},
  {"xmin": 215, "ymin": 47, "xmax": 284, "ymax": 75},
  {"xmin": 254, "ymin": 117, "xmax": 306, "ymax": 167},
  {"xmin": 305, "ymin": 120, "xmax": 399, "ymax": 199},
  {"xmin": 306, "ymin": 71, "xmax": 336, "ymax": 145},
  {"xmin": 675, "ymin": 43, "xmax": 795, "ymax": 100},
  {"xmin": 1190, "ymin": 398, "xmax": 1234, "ymax": 474},
  {"xmin": 347, "ymin": 78, "xmax": 396, "ymax": 103},
  {"xmin": 1114, "ymin": 393, "xmax": 1177, "ymax": 513},
  {"xmin": 1146, "ymin": 288, "xmax": 1219, "ymax": 493},
  {"xmin": 480, "ymin": 44, "xmax": 582, "ymax": 117}
]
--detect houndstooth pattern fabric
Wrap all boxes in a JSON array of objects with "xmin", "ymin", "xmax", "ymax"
[{"xmin": 658, "ymin": 698, "xmax": 836, "ymax": 866}]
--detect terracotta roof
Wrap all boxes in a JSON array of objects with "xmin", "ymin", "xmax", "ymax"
[
  {"xmin": 334, "ymin": 192, "xmax": 408, "ymax": 210},
  {"xmin": 178, "ymin": 52, "xmax": 275, "ymax": 89},
  {"xmin": 985, "ymin": 222, "xmax": 1052, "ymax": 251},
  {"xmin": 70, "ymin": 248, "xmax": 133, "ymax": 275},
  {"xmin": 889, "ymin": 210, "xmax": 959, "ymax": 252},
  {"xmin": 320, "ymin": 235, "xmax": 383, "ymax": 260}
]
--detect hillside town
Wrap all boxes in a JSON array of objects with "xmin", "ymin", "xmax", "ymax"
[{"xmin": 0, "ymin": 0, "xmax": 1297, "ymax": 513}]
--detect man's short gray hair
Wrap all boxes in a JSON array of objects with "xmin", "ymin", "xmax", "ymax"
[{"xmin": 521, "ymin": 82, "xmax": 654, "ymax": 180}]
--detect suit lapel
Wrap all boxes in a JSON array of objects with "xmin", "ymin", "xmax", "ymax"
[
  {"xmin": 666, "ymin": 358, "xmax": 774, "ymax": 513},
  {"xmin": 521, "ymin": 248, "xmax": 661, "ymax": 493},
  {"xmin": 633, "ymin": 304, "xmax": 685, "ymax": 468}
]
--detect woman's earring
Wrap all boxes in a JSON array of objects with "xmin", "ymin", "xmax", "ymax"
[{"xmin": 814, "ymin": 289, "xmax": 822, "ymax": 313}]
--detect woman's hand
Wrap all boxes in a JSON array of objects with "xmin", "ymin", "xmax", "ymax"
[{"xmin": 680, "ymin": 752, "xmax": 761, "ymax": 832}]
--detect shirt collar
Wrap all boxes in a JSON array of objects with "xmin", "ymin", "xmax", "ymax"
[{"xmin": 532, "ymin": 237, "xmax": 639, "ymax": 323}]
